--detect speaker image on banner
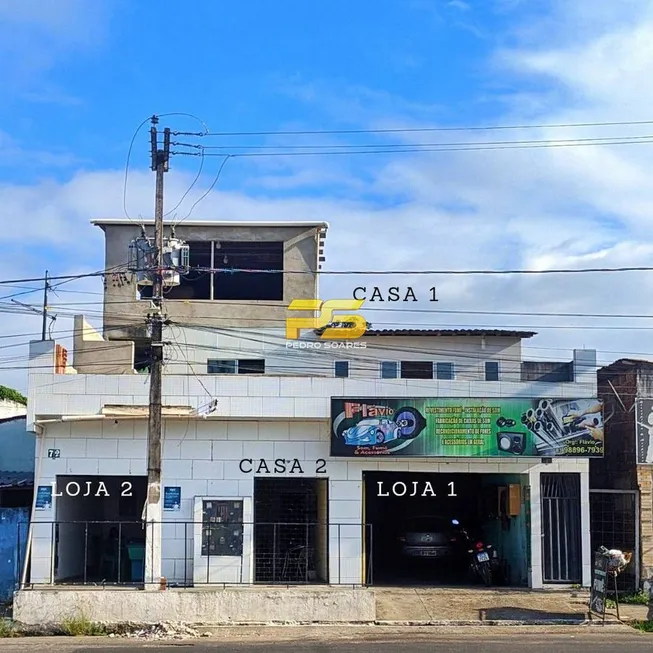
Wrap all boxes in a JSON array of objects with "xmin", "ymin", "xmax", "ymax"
[{"xmin": 497, "ymin": 431, "xmax": 526, "ymax": 455}]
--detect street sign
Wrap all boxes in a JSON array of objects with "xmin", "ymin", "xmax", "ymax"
[{"xmin": 590, "ymin": 551, "xmax": 609, "ymax": 618}]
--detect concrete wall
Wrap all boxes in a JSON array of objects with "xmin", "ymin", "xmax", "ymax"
[
  {"xmin": 0, "ymin": 417, "xmax": 33, "ymax": 473},
  {"xmin": 99, "ymin": 223, "xmax": 322, "ymax": 340},
  {"xmin": 0, "ymin": 400, "xmax": 26, "ymax": 421},
  {"xmin": 164, "ymin": 327, "xmax": 525, "ymax": 381},
  {"xmin": 73, "ymin": 316, "xmax": 135, "ymax": 375},
  {"xmin": 14, "ymin": 586, "xmax": 376, "ymax": 625},
  {"xmin": 28, "ymin": 419, "xmax": 591, "ymax": 588}
]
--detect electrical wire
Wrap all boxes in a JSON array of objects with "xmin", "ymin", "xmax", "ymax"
[
  {"xmin": 172, "ymin": 155, "xmax": 231, "ymax": 226},
  {"xmin": 172, "ymin": 133, "xmax": 653, "ymax": 151},
  {"xmin": 170, "ymin": 118, "xmax": 653, "ymax": 138},
  {"xmin": 171, "ymin": 137, "xmax": 653, "ymax": 159},
  {"xmin": 123, "ymin": 116, "xmax": 154, "ymax": 227}
]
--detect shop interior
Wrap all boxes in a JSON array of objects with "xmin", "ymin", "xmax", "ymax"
[
  {"xmin": 253, "ymin": 478, "xmax": 328, "ymax": 584},
  {"xmin": 53, "ymin": 475, "xmax": 147, "ymax": 584},
  {"xmin": 363, "ymin": 471, "xmax": 530, "ymax": 587}
]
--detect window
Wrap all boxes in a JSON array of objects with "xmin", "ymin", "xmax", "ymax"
[
  {"xmin": 436, "ymin": 362, "xmax": 454, "ymax": 380},
  {"xmin": 400, "ymin": 361, "xmax": 433, "ymax": 379},
  {"xmin": 380, "ymin": 361, "xmax": 398, "ymax": 379},
  {"xmin": 485, "ymin": 361, "xmax": 499, "ymax": 381},
  {"xmin": 207, "ymin": 359, "xmax": 265, "ymax": 374},
  {"xmin": 334, "ymin": 361, "xmax": 349, "ymax": 377},
  {"xmin": 140, "ymin": 240, "xmax": 284, "ymax": 301}
]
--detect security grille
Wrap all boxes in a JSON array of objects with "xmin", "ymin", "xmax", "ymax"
[{"xmin": 541, "ymin": 473, "xmax": 582, "ymax": 583}]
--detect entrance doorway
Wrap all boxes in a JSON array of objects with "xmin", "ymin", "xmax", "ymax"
[
  {"xmin": 363, "ymin": 471, "xmax": 529, "ymax": 587},
  {"xmin": 541, "ymin": 473, "xmax": 582, "ymax": 583},
  {"xmin": 253, "ymin": 478, "xmax": 328, "ymax": 583},
  {"xmin": 53, "ymin": 475, "xmax": 147, "ymax": 584}
]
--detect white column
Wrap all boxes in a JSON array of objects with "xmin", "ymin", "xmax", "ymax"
[
  {"xmin": 528, "ymin": 466, "xmax": 543, "ymax": 588},
  {"xmin": 579, "ymin": 464, "xmax": 592, "ymax": 587}
]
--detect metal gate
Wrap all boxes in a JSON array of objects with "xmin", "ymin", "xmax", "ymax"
[
  {"xmin": 541, "ymin": 473, "xmax": 582, "ymax": 583},
  {"xmin": 590, "ymin": 489, "xmax": 639, "ymax": 592}
]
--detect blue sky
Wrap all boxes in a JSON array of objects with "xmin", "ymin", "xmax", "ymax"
[{"xmin": 2, "ymin": 0, "xmax": 653, "ymax": 391}]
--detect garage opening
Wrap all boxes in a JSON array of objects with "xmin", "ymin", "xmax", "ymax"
[
  {"xmin": 364, "ymin": 472, "xmax": 530, "ymax": 587},
  {"xmin": 53, "ymin": 476, "xmax": 147, "ymax": 584},
  {"xmin": 253, "ymin": 478, "xmax": 328, "ymax": 583}
]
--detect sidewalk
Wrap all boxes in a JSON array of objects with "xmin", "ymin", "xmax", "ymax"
[{"xmin": 374, "ymin": 588, "xmax": 652, "ymax": 625}]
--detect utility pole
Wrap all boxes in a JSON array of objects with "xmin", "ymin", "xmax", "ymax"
[
  {"xmin": 42, "ymin": 270, "xmax": 49, "ymax": 341},
  {"xmin": 144, "ymin": 115, "xmax": 170, "ymax": 589}
]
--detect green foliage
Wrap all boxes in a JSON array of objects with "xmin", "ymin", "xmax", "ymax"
[
  {"xmin": 0, "ymin": 620, "xmax": 19, "ymax": 638},
  {"xmin": 0, "ymin": 385, "xmax": 27, "ymax": 406},
  {"xmin": 631, "ymin": 620, "xmax": 653, "ymax": 633},
  {"xmin": 606, "ymin": 591, "xmax": 650, "ymax": 608},
  {"xmin": 60, "ymin": 614, "xmax": 107, "ymax": 636}
]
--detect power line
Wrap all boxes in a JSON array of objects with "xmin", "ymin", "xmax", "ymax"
[
  {"xmin": 171, "ymin": 118, "xmax": 653, "ymax": 138},
  {"xmin": 172, "ymin": 133, "xmax": 653, "ymax": 151},
  {"xmin": 172, "ymin": 137, "xmax": 653, "ymax": 159}
]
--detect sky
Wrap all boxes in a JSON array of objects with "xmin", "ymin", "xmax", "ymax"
[{"xmin": 2, "ymin": 0, "xmax": 653, "ymax": 392}]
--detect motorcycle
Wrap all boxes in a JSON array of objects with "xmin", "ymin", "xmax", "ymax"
[{"xmin": 467, "ymin": 540, "xmax": 496, "ymax": 586}]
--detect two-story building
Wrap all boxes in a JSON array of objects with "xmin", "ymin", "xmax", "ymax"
[{"xmin": 18, "ymin": 219, "xmax": 604, "ymax": 623}]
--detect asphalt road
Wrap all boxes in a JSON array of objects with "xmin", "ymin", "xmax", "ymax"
[{"xmin": 0, "ymin": 627, "xmax": 648, "ymax": 652}]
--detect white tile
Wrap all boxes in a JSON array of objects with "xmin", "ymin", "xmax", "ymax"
[
  {"xmin": 181, "ymin": 480, "xmax": 209, "ymax": 498},
  {"xmin": 166, "ymin": 421, "xmax": 197, "ymax": 440},
  {"xmin": 92, "ymin": 438, "xmax": 119, "ymax": 458},
  {"xmin": 54, "ymin": 438, "xmax": 87, "ymax": 457},
  {"xmin": 196, "ymin": 420, "xmax": 227, "ymax": 440},
  {"xmin": 192, "ymin": 460, "xmax": 224, "ymax": 480},
  {"xmin": 305, "ymin": 442, "xmax": 329, "ymax": 460},
  {"xmin": 169, "ymin": 460, "xmax": 193, "ymax": 479},
  {"xmin": 242, "ymin": 442, "xmax": 274, "ymax": 459},
  {"xmin": 293, "ymin": 398, "xmax": 329, "ymax": 417},
  {"xmin": 215, "ymin": 378, "xmax": 249, "ymax": 397},
  {"xmin": 261, "ymin": 397, "xmax": 295, "ymax": 415},
  {"xmin": 280, "ymin": 378, "xmax": 315, "ymax": 396},
  {"xmin": 247, "ymin": 377, "xmax": 280, "ymax": 397},
  {"xmin": 207, "ymin": 480, "xmax": 240, "ymax": 496},
  {"xmin": 324, "ymin": 462, "xmax": 348, "ymax": 480},
  {"xmin": 258, "ymin": 422, "xmax": 290, "ymax": 440},
  {"xmin": 274, "ymin": 442, "xmax": 304, "ymax": 460},
  {"xmin": 224, "ymin": 461, "xmax": 249, "ymax": 479},
  {"xmin": 118, "ymin": 439, "xmax": 147, "ymax": 459},
  {"xmin": 330, "ymin": 481, "xmax": 361, "ymax": 501},
  {"xmin": 180, "ymin": 440, "xmax": 212, "ymax": 461},
  {"xmin": 163, "ymin": 440, "xmax": 182, "ymax": 459},
  {"xmin": 289, "ymin": 422, "xmax": 322, "ymax": 440},
  {"xmin": 52, "ymin": 376, "xmax": 86, "ymax": 395},
  {"xmin": 213, "ymin": 441, "xmax": 244, "ymax": 461},
  {"xmin": 98, "ymin": 458, "xmax": 129, "ymax": 474},
  {"xmin": 130, "ymin": 459, "xmax": 146, "ymax": 474},
  {"xmin": 238, "ymin": 479, "xmax": 254, "ymax": 496},
  {"xmin": 227, "ymin": 422, "xmax": 259, "ymax": 440},
  {"xmin": 66, "ymin": 458, "xmax": 99, "ymax": 474},
  {"xmin": 162, "ymin": 376, "xmax": 188, "ymax": 396},
  {"xmin": 436, "ymin": 461, "xmax": 471, "ymax": 473},
  {"xmin": 329, "ymin": 500, "xmax": 362, "ymax": 522},
  {"xmin": 408, "ymin": 461, "xmax": 439, "ymax": 473}
]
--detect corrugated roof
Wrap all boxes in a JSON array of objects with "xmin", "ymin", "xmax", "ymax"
[
  {"xmin": 0, "ymin": 472, "xmax": 33, "ymax": 489},
  {"xmin": 364, "ymin": 328, "xmax": 537, "ymax": 338}
]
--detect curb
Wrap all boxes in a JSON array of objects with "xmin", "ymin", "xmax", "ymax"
[{"xmin": 374, "ymin": 619, "xmax": 628, "ymax": 627}]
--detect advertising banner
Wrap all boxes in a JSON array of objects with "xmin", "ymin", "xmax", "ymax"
[
  {"xmin": 331, "ymin": 397, "xmax": 604, "ymax": 458},
  {"xmin": 635, "ymin": 398, "xmax": 653, "ymax": 464}
]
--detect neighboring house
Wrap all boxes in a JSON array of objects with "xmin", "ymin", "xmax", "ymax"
[
  {"xmin": 21, "ymin": 219, "xmax": 601, "ymax": 604},
  {"xmin": 590, "ymin": 359, "xmax": 653, "ymax": 593},
  {"xmin": 0, "ymin": 397, "xmax": 34, "ymax": 601}
]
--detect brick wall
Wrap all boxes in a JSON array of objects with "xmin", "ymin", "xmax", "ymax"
[{"xmin": 637, "ymin": 466, "xmax": 653, "ymax": 585}]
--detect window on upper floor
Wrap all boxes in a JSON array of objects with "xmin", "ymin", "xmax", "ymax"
[
  {"xmin": 400, "ymin": 361, "xmax": 433, "ymax": 379},
  {"xmin": 380, "ymin": 361, "xmax": 398, "ymax": 378},
  {"xmin": 139, "ymin": 241, "xmax": 284, "ymax": 301},
  {"xmin": 334, "ymin": 361, "xmax": 349, "ymax": 378},
  {"xmin": 485, "ymin": 361, "xmax": 500, "ymax": 381},
  {"xmin": 435, "ymin": 362, "xmax": 454, "ymax": 380},
  {"xmin": 207, "ymin": 359, "xmax": 265, "ymax": 374}
]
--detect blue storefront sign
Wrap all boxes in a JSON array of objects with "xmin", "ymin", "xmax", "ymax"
[
  {"xmin": 35, "ymin": 485, "xmax": 52, "ymax": 510},
  {"xmin": 163, "ymin": 486, "xmax": 181, "ymax": 511}
]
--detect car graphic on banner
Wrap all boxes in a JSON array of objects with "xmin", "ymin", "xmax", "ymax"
[{"xmin": 331, "ymin": 397, "xmax": 604, "ymax": 457}]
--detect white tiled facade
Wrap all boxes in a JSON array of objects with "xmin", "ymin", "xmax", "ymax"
[{"xmin": 27, "ymin": 339, "xmax": 596, "ymax": 588}]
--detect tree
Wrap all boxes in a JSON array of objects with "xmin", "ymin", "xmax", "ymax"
[{"xmin": 0, "ymin": 385, "xmax": 27, "ymax": 405}]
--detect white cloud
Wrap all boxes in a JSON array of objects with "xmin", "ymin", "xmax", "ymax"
[{"xmin": 4, "ymin": 0, "xmax": 653, "ymax": 390}]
